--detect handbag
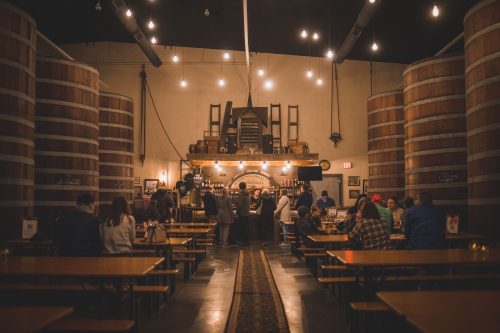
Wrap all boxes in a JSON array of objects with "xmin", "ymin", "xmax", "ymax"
[{"xmin": 144, "ymin": 221, "xmax": 166, "ymax": 243}]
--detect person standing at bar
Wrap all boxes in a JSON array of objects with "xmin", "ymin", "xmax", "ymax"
[
  {"xmin": 295, "ymin": 184, "xmax": 313, "ymax": 209},
  {"xmin": 259, "ymin": 189, "xmax": 277, "ymax": 243},
  {"xmin": 276, "ymin": 189, "xmax": 291, "ymax": 245},
  {"xmin": 203, "ymin": 185, "xmax": 217, "ymax": 221},
  {"xmin": 216, "ymin": 187, "xmax": 234, "ymax": 246},
  {"xmin": 234, "ymin": 182, "xmax": 251, "ymax": 246},
  {"xmin": 251, "ymin": 188, "xmax": 262, "ymax": 208}
]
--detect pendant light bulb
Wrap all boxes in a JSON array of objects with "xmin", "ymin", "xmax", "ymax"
[
  {"xmin": 148, "ymin": 19, "xmax": 155, "ymax": 30},
  {"xmin": 312, "ymin": 32, "xmax": 319, "ymax": 41},
  {"xmin": 326, "ymin": 49, "xmax": 334, "ymax": 59},
  {"xmin": 218, "ymin": 78, "xmax": 225, "ymax": 87},
  {"xmin": 300, "ymin": 29, "xmax": 308, "ymax": 39},
  {"xmin": 223, "ymin": 52, "xmax": 230, "ymax": 60},
  {"xmin": 316, "ymin": 78, "xmax": 323, "ymax": 86},
  {"xmin": 150, "ymin": 36, "xmax": 157, "ymax": 44},
  {"xmin": 258, "ymin": 68, "xmax": 265, "ymax": 77},
  {"xmin": 286, "ymin": 161, "xmax": 291, "ymax": 170},
  {"xmin": 264, "ymin": 79, "xmax": 273, "ymax": 90},
  {"xmin": 261, "ymin": 161, "xmax": 268, "ymax": 170},
  {"xmin": 369, "ymin": 0, "xmax": 376, "ymax": 3},
  {"xmin": 180, "ymin": 79, "xmax": 187, "ymax": 88},
  {"xmin": 239, "ymin": 161, "xmax": 244, "ymax": 170},
  {"xmin": 172, "ymin": 54, "xmax": 179, "ymax": 62},
  {"xmin": 282, "ymin": 166, "xmax": 288, "ymax": 172},
  {"xmin": 125, "ymin": 9, "xmax": 132, "ymax": 17},
  {"xmin": 371, "ymin": 41, "xmax": 379, "ymax": 52},
  {"xmin": 432, "ymin": 4, "xmax": 440, "ymax": 17},
  {"xmin": 306, "ymin": 69, "xmax": 313, "ymax": 78}
]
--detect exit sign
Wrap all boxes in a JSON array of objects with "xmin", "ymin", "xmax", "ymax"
[{"xmin": 343, "ymin": 162, "xmax": 352, "ymax": 169}]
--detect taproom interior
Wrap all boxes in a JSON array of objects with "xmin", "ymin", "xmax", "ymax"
[{"xmin": 1, "ymin": 0, "xmax": 499, "ymax": 332}]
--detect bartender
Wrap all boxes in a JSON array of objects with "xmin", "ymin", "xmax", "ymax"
[{"xmin": 251, "ymin": 188, "xmax": 262, "ymax": 208}]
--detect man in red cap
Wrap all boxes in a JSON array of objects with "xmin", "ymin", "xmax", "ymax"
[{"xmin": 371, "ymin": 194, "xmax": 393, "ymax": 231}]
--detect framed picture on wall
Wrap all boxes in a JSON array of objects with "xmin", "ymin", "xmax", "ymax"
[
  {"xmin": 349, "ymin": 189, "xmax": 360, "ymax": 199},
  {"xmin": 363, "ymin": 179, "xmax": 368, "ymax": 194},
  {"xmin": 134, "ymin": 186, "xmax": 143, "ymax": 199},
  {"xmin": 144, "ymin": 179, "xmax": 159, "ymax": 195},
  {"xmin": 348, "ymin": 176, "xmax": 360, "ymax": 186}
]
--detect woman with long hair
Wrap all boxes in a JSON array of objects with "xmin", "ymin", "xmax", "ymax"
[
  {"xmin": 100, "ymin": 196, "xmax": 136, "ymax": 255},
  {"xmin": 348, "ymin": 201, "xmax": 390, "ymax": 249}
]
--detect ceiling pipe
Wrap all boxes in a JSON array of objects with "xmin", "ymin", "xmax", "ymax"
[
  {"xmin": 107, "ymin": 0, "xmax": 162, "ymax": 67},
  {"xmin": 334, "ymin": 0, "xmax": 382, "ymax": 64}
]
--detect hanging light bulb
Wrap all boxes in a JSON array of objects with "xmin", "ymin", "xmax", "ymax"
[
  {"xmin": 316, "ymin": 77, "xmax": 323, "ymax": 86},
  {"xmin": 264, "ymin": 79, "xmax": 273, "ymax": 89},
  {"xmin": 261, "ymin": 161, "xmax": 268, "ymax": 170},
  {"xmin": 150, "ymin": 36, "xmax": 157, "ymax": 44},
  {"xmin": 214, "ymin": 161, "xmax": 220, "ymax": 169},
  {"xmin": 218, "ymin": 78, "xmax": 225, "ymax": 87},
  {"xmin": 282, "ymin": 166, "xmax": 288, "ymax": 172},
  {"xmin": 432, "ymin": 3, "xmax": 440, "ymax": 17},
  {"xmin": 300, "ymin": 29, "xmax": 308, "ymax": 39},
  {"xmin": 148, "ymin": 19, "xmax": 155, "ymax": 30},
  {"xmin": 312, "ymin": 32, "xmax": 319, "ymax": 41},
  {"xmin": 369, "ymin": 0, "xmax": 376, "ymax": 3},
  {"xmin": 371, "ymin": 41, "xmax": 379, "ymax": 52},
  {"xmin": 180, "ymin": 79, "xmax": 187, "ymax": 88},
  {"xmin": 172, "ymin": 54, "xmax": 179, "ymax": 62},
  {"xmin": 125, "ymin": 9, "xmax": 132, "ymax": 17},
  {"xmin": 239, "ymin": 161, "xmax": 244, "ymax": 170},
  {"xmin": 258, "ymin": 68, "xmax": 265, "ymax": 76},
  {"xmin": 223, "ymin": 51, "xmax": 230, "ymax": 60},
  {"xmin": 326, "ymin": 49, "xmax": 334, "ymax": 59},
  {"xmin": 306, "ymin": 69, "xmax": 313, "ymax": 78},
  {"xmin": 286, "ymin": 160, "xmax": 291, "ymax": 170}
]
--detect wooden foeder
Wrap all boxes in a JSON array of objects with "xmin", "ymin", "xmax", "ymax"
[
  {"xmin": 464, "ymin": 0, "xmax": 500, "ymax": 236},
  {"xmin": 0, "ymin": 2, "xmax": 36, "ymax": 238},
  {"xmin": 35, "ymin": 57, "xmax": 99, "ymax": 225},
  {"xmin": 404, "ymin": 54, "xmax": 467, "ymax": 213},
  {"xmin": 367, "ymin": 91, "xmax": 404, "ymax": 200},
  {"xmin": 99, "ymin": 92, "xmax": 134, "ymax": 217}
]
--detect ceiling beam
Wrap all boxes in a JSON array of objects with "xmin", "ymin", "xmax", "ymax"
[
  {"xmin": 335, "ymin": 0, "xmax": 382, "ymax": 64},
  {"xmin": 107, "ymin": 0, "xmax": 162, "ymax": 67}
]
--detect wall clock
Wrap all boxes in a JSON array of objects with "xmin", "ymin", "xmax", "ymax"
[{"xmin": 319, "ymin": 160, "xmax": 330, "ymax": 171}]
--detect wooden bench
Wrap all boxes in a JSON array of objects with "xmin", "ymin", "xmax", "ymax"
[
  {"xmin": 317, "ymin": 277, "xmax": 357, "ymax": 285},
  {"xmin": 46, "ymin": 317, "xmax": 134, "ymax": 333},
  {"xmin": 0, "ymin": 284, "xmax": 99, "ymax": 292},
  {"xmin": 303, "ymin": 252, "xmax": 328, "ymax": 277},
  {"xmin": 171, "ymin": 257, "xmax": 196, "ymax": 280},
  {"xmin": 349, "ymin": 302, "xmax": 391, "ymax": 333},
  {"xmin": 147, "ymin": 269, "xmax": 179, "ymax": 294},
  {"xmin": 321, "ymin": 265, "xmax": 350, "ymax": 271}
]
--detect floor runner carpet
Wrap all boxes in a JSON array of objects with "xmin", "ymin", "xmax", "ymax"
[{"xmin": 225, "ymin": 249, "xmax": 289, "ymax": 333}]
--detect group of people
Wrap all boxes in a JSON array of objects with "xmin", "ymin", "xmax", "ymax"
[{"xmin": 54, "ymin": 194, "xmax": 136, "ymax": 256}]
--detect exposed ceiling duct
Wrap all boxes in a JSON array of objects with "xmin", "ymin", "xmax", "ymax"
[
  {"xmin": 107, "ymin": 0, "xmax": 162, "ymax": 67},
  {"xmin": 334, "ymin": 0, "xmax": 382, "ymax": 64}
]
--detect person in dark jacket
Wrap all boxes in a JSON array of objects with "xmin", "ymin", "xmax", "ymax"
[
  {"xmin": 316, "ymin": 190, "xmax": 335, "ymax": 210},
  {"xmin": 234, "ymin": 182, "xmax": 251, "ymax": 246},
  {"xmin": 202, "ymin": 186, "xmax": 218, "ymax": 220},
  {"xmin": 150, "ymin": 187, "xmax": 175, "ymax": 222},
  {"xmin": 294, "ymin": 206, "xmax": 326, "ymax": 248},
  {"xmin": 258, "ymin": 189, "xmax": 277, "ymax": 242},
  {"xmin": 54, "ymin": 193, "xmax": 101, "ymax": 256},
  {"xmin": 405, "ymin": 192, "xmax": 446, "ymax": 249},
  {"xmin": 295, "ymin": 184, "xmax": 313, "ymax": 209}
]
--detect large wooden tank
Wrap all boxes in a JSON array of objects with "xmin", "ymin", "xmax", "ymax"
[
  {"xmin": 464, "ymin": 0, "xmax": 500, "ymax": 236},
  {"xmin": 404, "ymin": 54, "xmax": 467, "ymax": 220},
  {"xmin": 35, "ymin": 57, "xmax": 99, "ymax": 226},
  {"xmin": 99, "ymin": 92, "xmax": 134, "ymax": 218},
  {"xmin": 0, "ymin": 2, "xmax": 36, "ymax": 238},
  {"xmin": 367, "ymin": 91, "xmax": 405, "ymax": 201}
]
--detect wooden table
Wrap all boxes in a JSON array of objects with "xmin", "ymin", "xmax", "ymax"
[
  {"xmin": 307, "ymin": 235, "xmax": 349, "ymax": 249},
  {"xmin": 165, "ymin": 222, "xmax": 217, "ymax": 228},
  {"xmin": 327, "ymin": 249, "xmax": 500, "ymax": 267},
  {"xmin": 0, "ymin": 256, "xmax": 164, "ymax": 278},
  {"xmin": 377, "ymin": 291, "xmax": 500, "ymax": 333},
  {"xmin": 167, "ymin": 228, "xmax": 213, "ymax": 235},
  {"xmin": 1, "ymin": 306, "xmax": 74, "ymax": 333},
  {"xmin": 134, "ymin": 237, "xmax": 191, "ymax": 247}
]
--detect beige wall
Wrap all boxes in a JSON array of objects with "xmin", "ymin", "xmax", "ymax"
[{"xmin": 61, "ymin": 42, "xmax": 406, "ymax": 206}]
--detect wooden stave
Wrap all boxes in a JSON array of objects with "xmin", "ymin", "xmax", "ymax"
[
  {"xmin": 99, "ymin": 93, "xmax": 134, "ymax": 217},
  {"xmin": 0, "ymin": 2, "xmax": 37, "ymax": 238},
  {"xmin": 34, "ymin": 57, "xmax": 99, "ymax": 224},
  {"xmin": 404, "ymin": 54, "xmax": 468, "ymax": 208}
]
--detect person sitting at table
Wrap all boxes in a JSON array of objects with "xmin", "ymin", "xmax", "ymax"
[
  {"xmin": 100, "ymin": 196, "xmax": 136, "ymax": 256},
  {"xmin": 295, "ymin": 184, "xmax": 313, "ymax": 209},
  {"xmin": 339, "ymin": 195, "xmax": 368, "ymax": 233},
  {"xmin": 371, "ymin": 194, "xmax": 393, "ymax": 231},
  {"xmin": 400, "ymin": 196, "xmax": 414, "ymax": 232},
  {"xmin": 405, "ymin": 192, "xmax": 446, "ymax": 249},
  {"xmin": 316, "ymin": 190, "xmax": 335, "ymax": 210},
  {"xmin": 387, "ymin": 196, "xmax": 404, "ymax": 231},
  {"xmin": 348, "ymin": 201, "xmax": 391, "ymax": 249},
  {"xmin": 54, "ymin": 193, "xmax": 101, "ymax": 256},
  {"xmin": 294, "ymin": 206, "xmax": 326, "ymax": 248},
  {"xmin": 310, "ymin": 205, "xmax": 324, "ymax": 231}
]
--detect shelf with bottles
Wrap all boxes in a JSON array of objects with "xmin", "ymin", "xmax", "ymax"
[
  {"xmin": 279, "ymin": 178, "xmax": 304, "ymax": 199},
  {"xmin": 200, "ymin": 179, "xmax": 226, "ymax": 197}
]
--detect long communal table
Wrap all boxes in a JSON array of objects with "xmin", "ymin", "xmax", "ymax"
[
  {"xmin": 377, "ymin": 290, "xmax": 500, "ymax": 333},
  {"xmin": 1, "ymin": 306, "xmax": 74, "ymax": 333},
  {"xmin": 165, "ymin": 222, "xmax": 217, "ymax": 228}
]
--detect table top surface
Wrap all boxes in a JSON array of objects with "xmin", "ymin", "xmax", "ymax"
[
  {"xmin": 166, "ymin": 228, "xmax": 212, "ymax": 234},
  {"xmin": 1, "ymin": 306, "xmax": 74, "ymax": 333},
  {"xmin": 388, "ymin": 232, "xmax": 488, "ymax": 241},
  {"xmin": 327, "ymin": 248, "xmax": 500, "ymax": 267},
  {"xmin": 165, "ymin": 222, "xmax": 217, "ymax": 228},
  {"xmin": 134, "ymin": 237, "xmax": 191, "ymax": 247},
  {"xmin": 377, "ymin": 291, "xmax": 500, "ymax": 333},
  {"xmin": 308, "ymin": 235, "xmax": 349, "ymax": 243},
  {"xmin": 0, "ymin": 256, "xmax": 164, "ymax": 277},
  {"xmin": 0, "ymin": 239, "xmax": 53, "ymax": 246}
]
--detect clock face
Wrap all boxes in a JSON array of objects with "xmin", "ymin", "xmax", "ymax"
[{"xmin": 319, "ymin": 160, "xmax": 330, "ymax": 171}]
